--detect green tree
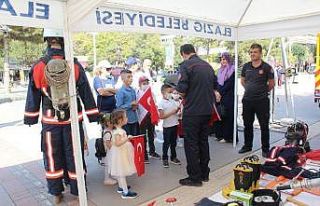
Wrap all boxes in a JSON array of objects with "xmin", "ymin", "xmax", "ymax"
[
  {"xmin": 0, "ymin": 26, "xmax": 43, "ymax": 69},
  {"xmin": 8, "ymin": 26, "xmax": 43, "ymax": 66},
  {"xmin": 73, "ymin": 32, "xmax": 165, "ymax": 69},
  {"xmin": 291, "ymin": 43, "xmax": 309, "ymax": 63}
]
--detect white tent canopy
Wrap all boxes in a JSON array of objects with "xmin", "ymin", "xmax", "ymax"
[{"xmin": 1, "ymin": 0, "xmax": 320, "ymax": 40}]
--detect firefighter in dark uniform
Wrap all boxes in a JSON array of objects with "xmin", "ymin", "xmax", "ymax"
[
  {"xmin": 238, "ymin": 43, "xmax": 275, "ymax": 158},
  {"xmin": 24, "ymin": 29, "xmax": 99, "ymax": 203},
  {"xmin": 176, "ymin": 44, "xmax": 220, "ymax": 187}
]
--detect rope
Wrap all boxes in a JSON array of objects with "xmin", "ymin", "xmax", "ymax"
[
  {"xmin": 45, "ymin": 59, "xmax": 70, "ymax": 87},
  {"xmin": 44, "ymin": 59, "xmax": 71, "ymax": 115}
]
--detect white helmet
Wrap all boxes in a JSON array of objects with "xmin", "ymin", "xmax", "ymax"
[
  {"xmin": 43, "ymin": 28, "xmax": 63, "ymax": 39},
  {"xmin": 97, "ymin": 60, "xmax": 112, "ymax": 69}
]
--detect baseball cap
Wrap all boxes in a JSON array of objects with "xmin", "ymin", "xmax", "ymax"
[
  {"xmin": 126, "ymin": 57, "xmax": 140, "ymax": 66},
  {"xmin": 139, "ymin": 76, "xmax": 149, "ymax": 84},
  {"xmin": 97, "ymin": 60, "xmax": 112, "ymax": 69}
]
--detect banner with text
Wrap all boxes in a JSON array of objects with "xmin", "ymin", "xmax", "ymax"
[
  {"xmin": 72, "ymin": 7, "xmax": 235, "ymax": 40},
  {"xmin": 0, "ymin": 0, "xmax": 64, "ymax": 29}
]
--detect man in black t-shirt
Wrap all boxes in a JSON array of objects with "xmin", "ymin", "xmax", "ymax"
[{"xmin": 239, "ymin": 43, "xmax": 275, "ymax": 158}]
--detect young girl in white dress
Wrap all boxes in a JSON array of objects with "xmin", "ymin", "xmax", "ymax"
[{"xmin": 109, "ymin": 109, "xmax": 138, "ymax": 199}]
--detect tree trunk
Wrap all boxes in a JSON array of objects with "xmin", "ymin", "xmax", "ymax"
[
  {"xmin": 3, "ymin": 35, "xmax": 10, "ymax": 94},
  {"xmin": 206, "ymin": 39, "xmax": 211, "ymax": 61}
]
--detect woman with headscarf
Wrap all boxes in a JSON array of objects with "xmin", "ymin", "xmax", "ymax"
[{"xmin": 215, "ymin": 52, "xmax": 236, "ymax": 143}]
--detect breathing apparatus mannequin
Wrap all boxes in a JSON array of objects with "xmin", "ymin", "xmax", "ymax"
[{"xmin": 24, "ymin": 29, "xmax": 99, "ymax": 202}]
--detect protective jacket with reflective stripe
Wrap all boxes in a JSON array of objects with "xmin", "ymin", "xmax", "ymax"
[{"xmin": 24, "ymin": 48, "xmax": 99, "ymax": 125}]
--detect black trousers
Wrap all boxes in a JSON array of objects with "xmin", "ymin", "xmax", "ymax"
[
  {"xmin": 242, "ymin": 98, "xmax": 270, "ymax": 152},
  {"xmin": 123, "ymin": 122, "xmax": 140, "ymax": 136},
  {"xmin": 140, "ymin": 114, "xmax": 156, "ymax": 159},
  {"xmin": 41, "ymin": 123, "xmax": 86, "ymax": 196},
  {"xmin": 162, "ymin": 126, "xmax": 178, "ymax": 160},
  {"xmin": 183, "ymin": 115, "xmax": 211, "ymax": 181}
]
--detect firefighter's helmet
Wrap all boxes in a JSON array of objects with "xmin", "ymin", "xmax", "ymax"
[{"xmin": 43, "ymin": 28, "xmax": 64, "ymax": 48}]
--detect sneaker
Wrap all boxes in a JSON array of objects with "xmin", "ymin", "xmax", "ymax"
[
  {"xmin": 163, "ymin": 160, "xmax": 169, "ymax": 168},
  {"xmin": 219, "ymin": 139, "xmax": 227, "ymax": 143},
  {"xmin": 117, "ymin": 186, "xmax": 131, "ymax": 194},
  {"xmin": 149, "ymin": 152, "xmax": 161, "ymax": 159},
  {"xmin": 177, "ymin": 142, "xmax": 184, "ymax": 148},
  {"xmin": 121, "ymin": 190, "xmax": 138, "ymax": 199},
  {"xmin": 54, "ymin": 194, "xmax": 63, "ymax": 204},
  {"xmin": 104, "ymin": 178, "xmax": 117, "ymax": 185},
  {"xmin": 214, "ymin": 137, "xmax": 223, "ymax": 141},
  {"xmin": 144, "ymin": 158, "xmax": 150, "ymax": 164},
  {"xmin": 179, "ymin": 177, "xmax": 202, "ymax": 187},
  {"xmin": 170, "ymin": 158, "xmax": 181, "ymax": 165}
]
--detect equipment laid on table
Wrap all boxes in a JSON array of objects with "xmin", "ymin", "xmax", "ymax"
[
  {"xmin": 284, "ymin": 196, "xmax": 309, "ymax": 206},
  {"xmin": 276, "ymin": 178, "xmax": 320, "ymax": 191},
  {"xmin": 285, "ymin": 121, "xmax": 310, "ymax": 152},
  {"xmin": 195, "ymin": 198, "xmax": 244, "ymax": 206},
  {"xmin": 262, "ymin": 146, "xmax": 320, "ymax": 179},
  {"xmin": 233, "ymin": 163, "xmax": 253, "ymax": 192},
  {"xmin": 241, "ymin": 155, "xmax": 261, "ymax": 190},
  {"xmin": 223, "ymin": 202, "xmax": 244, "ymax": 206},
  {"xmin": 229, "ymin": 191, "xmax": 253, "ymax": 206},
  {"xmin": 251, "ymin": 189, "xmax": 281, "ymax": 206},
  {"xmin": 223, "ymin": 155, "xmax": 261, "ymax": 198}
]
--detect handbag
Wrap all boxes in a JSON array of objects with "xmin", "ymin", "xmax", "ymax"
[{"xmin": 216, "ymin": 103, "xmax": 226, "ymax": 119}]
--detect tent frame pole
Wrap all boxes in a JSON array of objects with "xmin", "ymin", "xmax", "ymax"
[
  {"xmin": 280, "ymin": 37, "xmax": 291, "ymax": 118},
  {"xmin": 266, "ymin": 39, "xmax": 275, "ymax": 122},
  {"xmin": 232, "ymin": 0, "xmax": 253, "ymax": 148},
  {"xmin": 233, "ymin": 39, "xmax": 239, "ymax": 148},
  {"xmin": 64, "ymin": 5, "xmax": 88, "ymax": 206},
  {"xmin": 93, "ymin": 32, "xmax": 97, "ymax": 71}
]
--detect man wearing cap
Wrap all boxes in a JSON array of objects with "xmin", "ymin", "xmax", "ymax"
[
  {"xmin": 137, "ymin": 76, "xmax": 161, "ymax": 163},
  {"xmin": 93, "ymin": 60, "xmax": 117, "ymax": 113},
  {"xmin": 176, "ymin": 44, "xmax": 220, "ymax": 187},
  {"xmin": 142, "ymin": 59, "xmax": 154, "ymax": 81},
  {"xmin": 126, "ymin": 56, "xmax": 144, "ymax": 89}
]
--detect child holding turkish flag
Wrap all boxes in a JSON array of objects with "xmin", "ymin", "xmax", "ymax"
[
  {"xmin": 136, "ymin": 76, "xmax": 161, "ymax": 163},
  {"xmin": 109, "ymin": 109, "xmax": 138, "ymax": 199}
]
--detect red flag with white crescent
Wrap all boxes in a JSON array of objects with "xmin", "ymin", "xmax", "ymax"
[
  {"xmin": 138, "ymin": 87, "xmax": 160, "ymax": 125},
  {"xmin": 130, "ymin": 135, "xmax": 145, "ymax": 176}
]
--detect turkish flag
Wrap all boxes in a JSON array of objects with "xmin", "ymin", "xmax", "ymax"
[
  {"xmin": 138, "ymin": 87, "xmax": 160, "ymax": 125},
  {"xmin": 130, "ymin": 135, "xmax": 145, "ymax": 176}
]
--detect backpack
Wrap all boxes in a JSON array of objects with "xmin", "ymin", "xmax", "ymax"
[
  {"xmin": 95, "ymin": 130, "xmax": 112, "ymax": 165},
  {"xmin": 95, "ymin": 138, "xmax": 106, "ymax": 165}
]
